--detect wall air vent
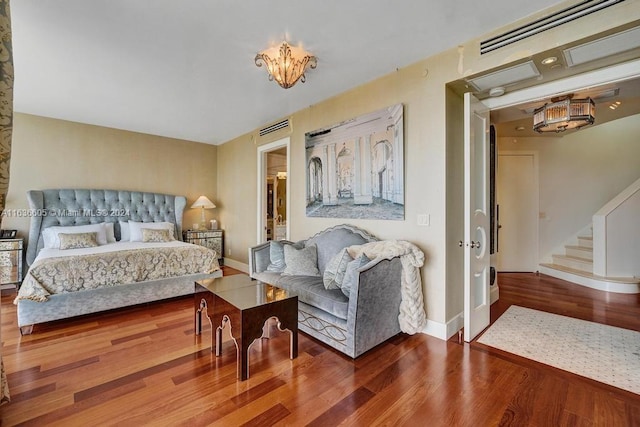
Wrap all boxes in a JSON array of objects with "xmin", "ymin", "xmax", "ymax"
[
  {"xmin": 259, "ymin": 118, "xmax": 291, "ymax": 137},
  {"xmin": 480, "ymin": 0, "xmax": 625, "ymax": 55}
]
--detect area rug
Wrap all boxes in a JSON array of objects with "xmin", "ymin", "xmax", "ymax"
[{"xmin": 477, "ymin": 305, "xmax": 640, "ymax": 394}]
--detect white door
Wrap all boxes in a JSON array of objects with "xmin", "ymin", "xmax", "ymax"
[
  {"xmin": 463, "ymin": 93, "xmax": 491, "ymax": 342},
  {"xmin": 497, "ymin": 153, "xmax": 539, "ymax": 272}
]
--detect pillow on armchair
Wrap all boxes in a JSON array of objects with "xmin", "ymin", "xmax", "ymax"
[
  {"xmin": 341, "ymin": 254, "xmax": 371, "ymax": 298},
  {"xmin": 266, "ymin": 240, "xmax": 304, "ymax": 272},
  {"xmin": 323, "ymin": 248, "xmax": 353, "ymax": 289},
  {"xmin": 282, "ymin": 244, "xmax": 321, "ymax": 277}
]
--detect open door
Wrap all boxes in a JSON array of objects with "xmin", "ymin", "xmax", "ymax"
[
  {"xmin": 256, "ymin": 138, "xmax": 290, "ymax": 243},
  {"xmin": 463, "ymin": 92, "xmax": 491, "ymax": 342}
]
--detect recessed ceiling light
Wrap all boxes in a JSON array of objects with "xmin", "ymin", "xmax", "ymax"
[
  {"xmin": 541, "ymin": 56, "xmax": 557, "ymax": 65},
  {"xmin": 515, "ymin": 126, "xmax": 526, "ymax": 131}
]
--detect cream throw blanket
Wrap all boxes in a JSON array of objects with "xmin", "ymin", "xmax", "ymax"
[{"xmin": 347, "ymin": 240, "xmax": 427, "ymax": 334}]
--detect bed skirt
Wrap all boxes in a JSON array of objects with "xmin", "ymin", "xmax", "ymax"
[{"xmin": 17, "ymin": 271, "xmax": 221, "ymax": 333}]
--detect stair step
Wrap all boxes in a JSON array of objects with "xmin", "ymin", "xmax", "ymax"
[
  {"xmin": 539, "ymin": 263, "xmax": 640, "ymax": 294},
  {"xmin": 577, "ymin": 235, "xmax": 593, "ymax": 248},
  {"xmin": 551, "ymin": 254, "xmax": 593, "ymax": 273},
  {"xmin": 565, "ymin": 245, "xmax": 593, "ymax": 260}
]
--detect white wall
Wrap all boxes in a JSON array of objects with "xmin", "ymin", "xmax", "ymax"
[{"xmin": 497, "ymin": 113, "xmax": 640, "ymax": 263}]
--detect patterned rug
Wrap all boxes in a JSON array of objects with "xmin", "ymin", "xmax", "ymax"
[{"xmin": 477, "ymin": 305, "xmax": 640, "ymax": 394}]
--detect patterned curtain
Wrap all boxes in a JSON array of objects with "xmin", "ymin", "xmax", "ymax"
[{"xmin": 0, "ymin": 0, "xmax": 12, "ymax": 405}]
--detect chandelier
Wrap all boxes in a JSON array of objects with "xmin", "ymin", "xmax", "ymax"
[
  {"xmin": 533, "ymin": 96, "xmax": 595, "ymax": 133},
  {"xmin": 255, "ymin": 41, "xmax": 317, "ymax": 89}
]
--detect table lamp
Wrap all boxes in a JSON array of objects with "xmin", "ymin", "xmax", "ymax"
[{"xmin": 191, "ymin": 195, "xmax": 216, "ymax": 229}]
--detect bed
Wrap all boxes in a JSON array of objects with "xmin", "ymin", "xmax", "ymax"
[{"xmin": 15, "ymin": 189, "xmax": 222, "ymax": 334}]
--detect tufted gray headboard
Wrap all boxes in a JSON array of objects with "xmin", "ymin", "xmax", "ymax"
[{"xmin": 26, "ymin": 189, "xmax": 187, "ymax": 265}]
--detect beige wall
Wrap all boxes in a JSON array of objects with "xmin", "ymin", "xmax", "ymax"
[
  {"xmin": 3, "ymin": 113, "xmax": 218, "ymax": 237},
  {"xmin": 498, "ymin": 113, "xmax": 640, "ymax": 263},
  {"xmin": 217, "ymin": 1, "xmax": 640, "ymax": 334}
]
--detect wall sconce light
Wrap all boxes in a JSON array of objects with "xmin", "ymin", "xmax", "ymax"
[{"xmin": 255, "ymin": 41, "xmax": 317, "ymax": 89}]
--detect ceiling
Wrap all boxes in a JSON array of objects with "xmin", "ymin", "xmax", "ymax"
[{"xmin": 10, "ymin": 0, "xmax": 568, "ymax": 145}]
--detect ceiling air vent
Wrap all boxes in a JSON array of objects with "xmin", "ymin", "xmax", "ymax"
[
  {"xmin": 480, "ymin": 0, "xmax": 625, "ymax": 55},
  {"xmin": 259, "ymin": 118, "xmax": 291, "ymax": 137}
]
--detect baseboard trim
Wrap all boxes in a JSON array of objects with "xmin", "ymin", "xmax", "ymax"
[
  {"xmin": 222, "ymin": 258, "xmax": 250, "ymax": 274},
  {"xmin": 423, "ymin": 285, "xmax": 500, "ymax": 341},
  {"xmin": 539, "ymin": 264, "xmax": 640, "ymax": 294},
  {"xmin": 421, "ymin": 312, "xmax": 464, "ymax": 341}
]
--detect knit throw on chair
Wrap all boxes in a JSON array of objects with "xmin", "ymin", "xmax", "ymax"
[{"xmin": 347, "ymin": 240, "xmax": 427, "ymax": 334}]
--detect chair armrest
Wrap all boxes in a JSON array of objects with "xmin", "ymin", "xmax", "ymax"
[
  {"xmin": 346, "ymin": 256, "xmax": 403, "ymax": 357},
  {"xmin": 248, "ymin": 242, "xmax": 271, "ymax": 278}
]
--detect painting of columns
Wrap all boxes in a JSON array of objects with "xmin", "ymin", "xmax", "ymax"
[{"xmin": 305, "ymin": 104, "xmax": 404, "ymax": 220}]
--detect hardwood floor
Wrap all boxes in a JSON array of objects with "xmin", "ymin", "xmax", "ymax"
[{"xmin": 1, "ymin": 270, "xmax": 639, "ymax": 426}]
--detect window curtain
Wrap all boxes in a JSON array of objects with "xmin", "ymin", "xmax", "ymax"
[{"xmin": 0, "ymin": 0, "xmax": 13, "ymax": 405}]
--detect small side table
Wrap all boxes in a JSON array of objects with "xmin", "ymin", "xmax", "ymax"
[
  {"xmin": 0, "ymin": 238, "xmax": 23, "ymax": 290},
  {"xmin": 195, "ymin": 275, "xmax": 298, "ymax": 380},
  {"xmin": 183, "ymin": 229, "xmax": 224, "ymax": 264}
]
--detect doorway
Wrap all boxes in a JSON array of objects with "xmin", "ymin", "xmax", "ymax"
[
  {"xmin": 461, "ymin": 59, "xmax": 640, "ymax": 341},
  {"xmin": 256, "ymin": 138, "xmax": 290, "ymax": 243},
  {"xmin": 496, "ymin": 152, "xmax": 539, "ymax": 272}
]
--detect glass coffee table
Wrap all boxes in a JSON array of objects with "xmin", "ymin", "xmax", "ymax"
[{"xmin": 194, "ymin": 275, "xmax": 298, "ymax": 380}]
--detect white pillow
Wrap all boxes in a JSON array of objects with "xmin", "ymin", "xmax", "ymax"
[
  {"xmin": 128, "ymin": 220, "xmax": 175, "ymax": 242},
  {"xmin": 104, "ymin": 222, "xmax": 116, "ymax": 243},
  {"xmin": 42, "ymin": 223, "xmax": 108, "ymax": 249},
  {"xmin": 119, "ymin": 221, "xmax": 130, "ymax": 241}
]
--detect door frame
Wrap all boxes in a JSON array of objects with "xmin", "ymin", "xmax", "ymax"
[{"xmin": 256, "ymin": 137, "xmax": 290, "ymax": 243}]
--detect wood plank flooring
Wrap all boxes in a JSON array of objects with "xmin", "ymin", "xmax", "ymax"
[{"xmin": 1, "ymin": 270, "xmax": 639, "ymax": 426}]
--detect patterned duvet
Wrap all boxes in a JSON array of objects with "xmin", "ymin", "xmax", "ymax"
[{"xmin": 15, "ymin": 242, "xmax": 220, "ymax": 302}]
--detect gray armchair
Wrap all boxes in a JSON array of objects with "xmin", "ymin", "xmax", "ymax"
[{"xmin": 248, "ymin": 224, "xmax": 403, "ymax": 358}]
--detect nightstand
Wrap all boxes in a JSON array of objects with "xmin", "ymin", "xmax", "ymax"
[
  {"xmin": 0, "ymin": 238, "xmax": 23, "ymax": 290},
  {"xmin": 183, "ymin": 229, "xmax": 224, "ymax": 264}
]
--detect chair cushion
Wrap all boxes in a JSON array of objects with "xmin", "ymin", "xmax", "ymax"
[{"xmin": 275, "ymin": 275, "xmax": 349, "ymax": 320}]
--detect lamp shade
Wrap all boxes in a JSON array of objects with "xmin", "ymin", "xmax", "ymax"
[{"xmin": 191, "ymin": 195, "xmax": 216, "ymax": 209}]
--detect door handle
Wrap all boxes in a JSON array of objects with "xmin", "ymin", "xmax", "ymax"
[{"xmin": 469, "ymin": 241, "xmax": 481, "ymax": 249}]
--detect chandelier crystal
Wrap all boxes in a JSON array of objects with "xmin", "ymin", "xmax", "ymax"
[
  {"xmin": 255, "ymin": 41, "xmax": 317, "ymax": 89},
  {"xmin": 533, "ymin": 96, "xmax": 595, "ymax": 133}
]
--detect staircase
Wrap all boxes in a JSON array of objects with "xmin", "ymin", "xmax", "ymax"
[{"xmin": 540, "ymin": 228, "xmax": 640, "ymax": 294}]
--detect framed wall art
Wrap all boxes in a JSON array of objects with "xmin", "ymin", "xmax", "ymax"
[{"xmin": 305, "ymin": 104, "xmax": 404, "ymax": 220}]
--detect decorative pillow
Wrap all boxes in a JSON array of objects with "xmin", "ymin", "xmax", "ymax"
[
  {"xmin": 128, "ymin": 221, "xmax": 175, "ymax": 242},
  {"xmin": 323, "ymin": 248, "xmax": 353, "ymax": 290},
  {"xmin": 341, "ymin": 254, "xmax": 371, "ymax": 298},
  {"xmin": 58, "ymin": 232, "xmax": 99, "ymax": 250},
  {"xmin": 266, "ymin": 240, "xmax": 304, "ymax": 272},
  {"xmin": 119, "ymin": 221, "xmax": 130, "ymax": 241},
  {"xmin": 141, "ymin": 228, "xmax": 175, "ymax": 243},
  {"xmin": 104, "ymin": 222, "xmax": 116, "ymax": 243},
  {"xmin": 42, "ymin": 223, "xmax": 107, "ymax": 248},
  {"xmin": 282, "ymin": 244, "xmax": 321, "ymax": 277}
]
